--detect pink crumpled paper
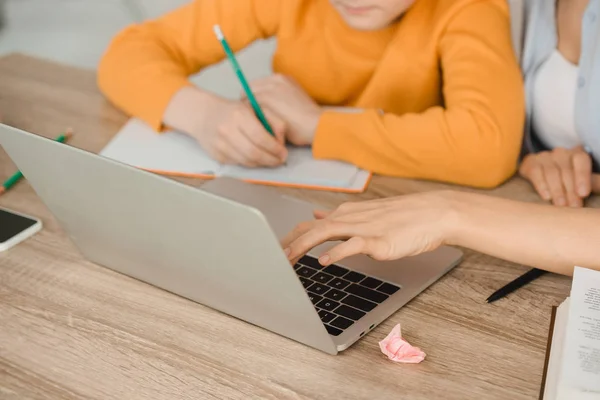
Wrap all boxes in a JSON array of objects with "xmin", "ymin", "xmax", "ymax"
[{"xmin": 378, "ymin": 323, "xmax": 426, "ymax": 363}]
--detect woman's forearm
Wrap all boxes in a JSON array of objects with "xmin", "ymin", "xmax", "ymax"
[{"xmin": 449, "ymin": 192, "xmax": 600, "ymax": 275}]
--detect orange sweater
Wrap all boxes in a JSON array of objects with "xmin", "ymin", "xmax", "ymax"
[{"xmin": 98, "ymin": 0, "xmax": 524, "ymax": 188}]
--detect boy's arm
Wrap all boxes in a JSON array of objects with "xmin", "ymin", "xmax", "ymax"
[
  {"xmin": 312, "ymin": 1, "xmax": 525, "ymax": 189},
  {"xmin": 97, "ymin": 0, "xmax": 281, "ymax": 131}
]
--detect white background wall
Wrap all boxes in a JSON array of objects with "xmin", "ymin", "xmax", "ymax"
[{"xmin": 0, "ymin": 0, "xmax": 276, "ymax": 99}]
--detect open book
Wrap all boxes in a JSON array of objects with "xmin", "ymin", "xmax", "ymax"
[
  {"xmin": 541, "ymin": 267, "xmax": 600, "ymax": 400},
  {"xmin": 100, "ymin": 119, "xmax": 371, "ymax": 193}
]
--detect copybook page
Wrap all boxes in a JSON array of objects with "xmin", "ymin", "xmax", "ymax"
[
  {"xmin": 557, "ymin": 267, "xmax": 600, "ymax": 400},
  {"xmin": 100, "ymin": 119, "xmax": 370, "ymax": 191},
  {"xmin": 99, "ymin": 119, "xmax": 221, "ymax": 175},
  {"xmin": 220, "ymin": 147, "xmax": 359, "ymax": 188}
]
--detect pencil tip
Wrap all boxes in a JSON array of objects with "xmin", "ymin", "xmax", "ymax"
[{"xmin": 0, "ymin": 187, "xmax": 5, "ymax": 196}]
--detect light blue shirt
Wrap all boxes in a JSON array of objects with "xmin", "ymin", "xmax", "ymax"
[{"xmin": 522, "ymin": 0, "xmax": 600, "ymax": 170}]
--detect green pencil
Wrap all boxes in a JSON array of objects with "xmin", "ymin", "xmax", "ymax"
[
  {"xmin": 213, "ymin": 24, "xmax": 275, "ymax": 136},
  {"xmin": 0, "ymin": 129, "xmax": 73, "ymax": 196}
]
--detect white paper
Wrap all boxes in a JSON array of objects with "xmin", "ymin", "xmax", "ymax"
[
  {"xmin": 556, "ymin": 267, "xmax": 600, "ymax": 400},
  {"xmin": 100, "ymin": 118, "xmax": 368, "ymax": 190},
  {"xmin": 221, "ymin": 147, "xmax": 358, "ymax": 187},
  {"xmin": 544, "ymin": 298, "xmax": 570, "ymax": 400},
  {"xmin": 100, "ymin": 119, "xmax": 220, "ymax": 174}
]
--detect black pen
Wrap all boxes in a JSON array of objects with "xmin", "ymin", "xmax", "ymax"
[{"xmin": 486, "ymin": 268, "xmax": 548, "ymax": 303}]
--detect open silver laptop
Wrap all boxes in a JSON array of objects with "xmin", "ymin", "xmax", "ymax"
[{"xmin": 0, "ymin": 124, "xmax": 462, "ymax": 354}]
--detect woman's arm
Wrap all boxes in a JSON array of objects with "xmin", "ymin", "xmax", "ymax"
[
  {"xmin": 451, "ymin": 192, "xmax": 600, "ymax": 275},
  {"xmin": 311, "ymin": 2, "xmax": 525, "ymax": 188},
  {"xmin": 283, "ymin": 191, "xmax": 600, "ymax": 276}
]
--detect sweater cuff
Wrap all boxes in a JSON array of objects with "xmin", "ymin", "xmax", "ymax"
[{"xmin": 142, "ymin": 78, "xmax": 193, "ymax": 132}]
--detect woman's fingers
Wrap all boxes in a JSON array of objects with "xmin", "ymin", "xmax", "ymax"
[
  {"xmin": 541, "ymin": 162, "xmax": 567, "ymax": 206},
  {"xmin": 318, "ymin": 236, "xmax": 390, "ymax": 266},
  {"xmin": 592, "ymin": 174, "xmax": 600, "ymax": 193},
  {"xmin": 281, "ymin": 220, "xmax": 316, "ymax": 251},
  {"xmin": 284, "ymin": 220, "xmax": 364, "ymax": 262},
  {"xmin": 572, "ymin": 151, "xmax": 592, "ymax": 198},
  {"xmin": 521, "ymin": 148, "xmax": 594, "ymax": 206},
  {"xmin": 554, "ymin": 152, "xmax": 582, "ymax": 207},
  {"xmin": 313, "ymin": 210, "xmax": 331, "ymax": 219},
  {"xmin": 520, "ymin": 158, "xmax": 551, "ymax": 201}
]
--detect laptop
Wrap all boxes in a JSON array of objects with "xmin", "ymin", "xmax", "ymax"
[{"xmin": 0, "ymin": 124, "xmax": 462, "ymax": 354}]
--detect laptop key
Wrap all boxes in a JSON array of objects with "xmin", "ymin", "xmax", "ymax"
[
  {"xmin": 313, "ymin": 272, "xmax": 334, "ymax": 284},
  {"xmin": 361, "ymin": 277, "xmax": 383, "ymax": 289},
  {"xmin": 309, "ymin": 293, "xmax": 323, "ymax": 305},
  {"xmin": 293, "ymin": 263, "xmax": 302, "ymax": 270},
  {"xmin": 346, "ymin": 284, "xmax": 388, "ymax": 303},
  {"xmin": 299, "ymin": 256, "xmax": 325, "ymax": 270},
  {"xmin": 344, "ymin": 271, "xmax": 366, "ymax": 283},
  {"xmin": 319, "ymin": 310, "xmax": 336, "ymax": 323},
  {"xmin": 296, "ymin": 266, "xmax": 318, "ymax": 278},
  {"xmin": 378, "ymin": 282, "xmax": 400, "ymax": 295},
  {"xmin": 328, "ymin": 278, "xmax": 351, "ymax": 290},
  {"xmin": 309, "ymin": 282, "xmax": 330, "ymax": 295},
  {"xmin": 334, "ymin": 305, "xmax": 366, "ymax": 321},
  {"xmin": 299, "ymin": 277, "xmax": 311, "ymax": 288},
  {"xmin": 330, "ymin": 316, "xmax": 354, "ymax": 330},
  {"xmin": 326, "ymin": 325, "xmax": 343, "ymax": 336},
  {"xmin": 342, "ymin": 294, "xmax": 377, "ymax": 312},
  {"xmin": 323, "ymin": 265, "xmax": 349, "ymax": 277},
  {"xmin": 316, "ymin": 298, "xmax": 340, "ymax": 312},
  {"xmin": 324, "ymin": 288, "xmax": 346, "ymax": 301}
]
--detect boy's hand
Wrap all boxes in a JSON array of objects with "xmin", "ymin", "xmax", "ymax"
[
  {"xmin": 248, "ymin": 75, "xmax": 323, "ymax": 146},
  {"xmin": 519, "ymin": 146, "xmax": 595, "ymax": 207},
  {"xmin": 197, "ymin": 98, "xmax": 288, "ymax": 167},
  {"xmin": 164, "ymin": 87, "xmax": 287, "ymax": 167}
]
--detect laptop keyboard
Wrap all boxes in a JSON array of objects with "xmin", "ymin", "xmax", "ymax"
[{"xmin": 294, "ymin": 255, "xmax": 401, "ymax": 337}]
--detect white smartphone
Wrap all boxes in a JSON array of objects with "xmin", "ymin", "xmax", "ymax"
[{"xmin": 0, "ymin": 207, "xmax": 42, "ymax": 252}]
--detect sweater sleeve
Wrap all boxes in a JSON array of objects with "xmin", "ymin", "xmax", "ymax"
[
  {"xmin": 312, "ymin": 2, "xmax": 525, "ymax": 188},
  {"xmin": 97, "ymin": 0, "xmax": 281, "ymax": 130}
]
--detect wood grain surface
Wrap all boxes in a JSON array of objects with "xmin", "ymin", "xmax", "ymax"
[{"xmin": 0, "ymin": 54, "xmax": 593, "ymax": 400}]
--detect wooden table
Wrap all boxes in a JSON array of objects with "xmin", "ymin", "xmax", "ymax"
[{"xmin": 0, "ymin": 54, "xmax": 589, "ymax": 400}]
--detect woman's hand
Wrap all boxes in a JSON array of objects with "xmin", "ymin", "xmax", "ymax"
[
  {"xmin": 248, "ymin": 74, "xmax": 323, "ymax": 146},
  {"xmin": 283, "ymin": 190, "xmax": 600, "ymax": 276},
  {"xmin": 282, "ymin": 191, "xmax": 459, "ymax": 266},
  {"xmin": 593, "ymin": 174, "xmax": 600, "ymax": 193},
  {"xmin": 519, "ymin": 146, "xmax": 594, "ymax": 207}
]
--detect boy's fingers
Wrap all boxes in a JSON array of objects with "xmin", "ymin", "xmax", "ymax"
[{"xmin": 236, "ymin": 106, "xmax": 287, "ymax": 160}]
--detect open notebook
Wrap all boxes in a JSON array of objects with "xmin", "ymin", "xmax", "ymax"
[
  {"xmin": 100, "ymin": 119, "xmax": 371, "ymax": 193},
  {"xmin": 540, "ymin": 267, "xmax": 600, "ymax": 400}
]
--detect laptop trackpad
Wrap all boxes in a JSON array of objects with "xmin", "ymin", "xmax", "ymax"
[{"xmin": 201, "ymin": 177, "xmax": 318, "ymax": 239}]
